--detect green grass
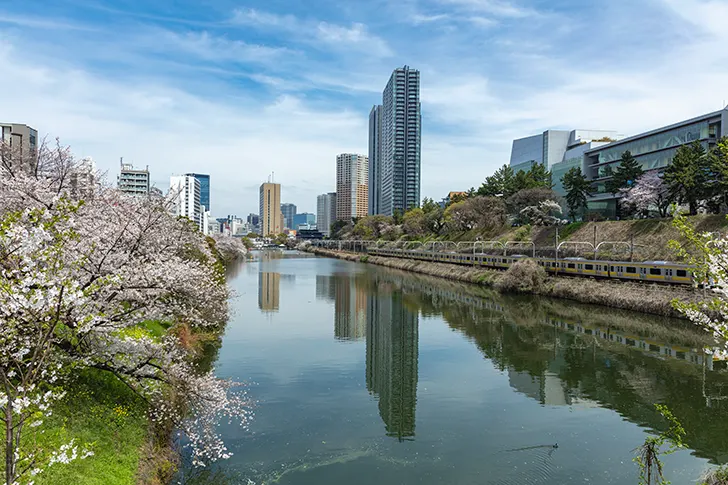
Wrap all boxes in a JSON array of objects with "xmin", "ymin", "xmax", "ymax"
[
  {"xmin": 558, "ymin": 221, "xmax": 586, "ymax": 240},
  {"xmin": 30, "ymin": 369, "xmax": 149, "ymax": 485}
]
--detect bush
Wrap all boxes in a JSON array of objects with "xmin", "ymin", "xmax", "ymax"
[
  {"xmin": 495, "ymin": 259, "xmax": 546, "ymax": 293},
  {"xmin": 703, "ymin": 466, "xmax": 728, "ymax": 485}
]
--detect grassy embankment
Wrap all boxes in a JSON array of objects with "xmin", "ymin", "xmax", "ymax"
[
  {"xmin": 435, "ymin": 214, "xmax": 728, "ymax": 261},
  {"xmin": 27, "ymin": 320, "xmax": 177, "ymax": 485}
]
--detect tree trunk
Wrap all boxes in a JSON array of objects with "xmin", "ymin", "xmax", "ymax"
[
  {"xmin": 5, "ymin": 399, "xmax": 14, "ymax": 485},
  {"xmin": 689, "ymin": 200, "xmax": 698, "ymax": 216}
]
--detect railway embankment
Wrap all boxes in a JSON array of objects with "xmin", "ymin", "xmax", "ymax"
[{"xmin": 306, "ymin": 247, "xmax": 702, "ymax": 318}]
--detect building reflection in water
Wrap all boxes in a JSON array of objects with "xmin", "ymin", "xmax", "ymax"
[
  {"xmin": 365, "ymin": 280, "xmax": 419, "ymax": 441},
  {"xmin": 258, "ymin": 272, "xmax": 280, "ymax": 312},
  {"xmin": 316, "ymin": 274, "xmax": 367, "ymax": 340}
]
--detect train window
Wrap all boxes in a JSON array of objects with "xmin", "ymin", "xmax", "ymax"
[
  {"xmin": 677, "ymin": 270, "xmax": 687, "ymax": 277},
  {"xmin": 567, "ymin": 263, "xmax": 575, "ymax": 269},
  {"xmin": 649, "ymin": 268, "xmax": 661, "ymax": 275},
  {"xmin": 676, "ymin": 351, "xmax": 686, "ymax": 360},
  {"xmin": 585, "ymin": 264, "xmax": 594, "ymax": 271},
  {"xmin": 626, "ymin": 267, "xmax": 636, "ymax": 273},
  {"xmin": 610, "ymin": 266, "xmax": 615, "ymax": 272},
  {"xmin": 577, "ymin": 264, "xmax": 582, "ymax": 269},
  {"xmin": 649, "ymin": 344, "xmax": 660, "ymax": 352}
]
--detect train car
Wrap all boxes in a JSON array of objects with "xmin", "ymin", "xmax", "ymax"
[{"xmin": 364, "ymin": 248, "xmax": 694, "ymax": 286}]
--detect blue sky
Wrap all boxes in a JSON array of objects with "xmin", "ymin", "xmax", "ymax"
[{"xmin": 1, "ymin": 0, "xmax": 727, "ymax": 216}]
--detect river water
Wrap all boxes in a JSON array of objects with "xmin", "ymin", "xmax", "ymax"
[{"xmin": 182, "ymin": 252, "xmax": 728, "ymax": 484}]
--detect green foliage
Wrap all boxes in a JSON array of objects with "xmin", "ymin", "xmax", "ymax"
[
  {"xmin": 557, "ymin": 221, "xmax": 585, "ymax": 240},
  {"xmin": 360, "ymin": 255, "xmax": 369, "ymax": 263},
  {"xmin": 247, "ymin": 232, "xmax": 260, "ymax": 239},
  {"xmin": 330, "ymin": 220, "xmax": 350, "ymax": 239},
  {"xmin": 350, "ymin": 215, "xmax": 396, "ymax": 240},
  {"xmin": 561, "ymin": 167, "xmax": 592, "ymax": 220},
  {"xmin": 477, "ymin": 162, "xmax": 551, "ymax": 199},
  {"xmin": 708, "ymin": 137, "xmax": 728, "ymax": 210},
  {"xmin": 241, "ymin": 236, "xmax": 253, "ymax": 249},
  {"xmin": 664, "ymin": 141, "xmax": 709, "ymax": 215},
  {"xmin": 633, "ymin": 404, "xmax": 686, "ymax": 485},
  {"xmin": 605, "ymin": 150, "xmax": 644, "ymax": 195},
  {"xmin": 402, "ymin": 208, "xmax": 427, "ymax": 237},
  {"xmin": 273, "ymin": 232, "xmax": 289, "ymax": 246},
  {"xmin": 701, "ymin": 465, "xmax": 728, "ymax": 485},
  {"xmin": 511, "ymin": 225, "xmax": 532, "ymax": 242}
]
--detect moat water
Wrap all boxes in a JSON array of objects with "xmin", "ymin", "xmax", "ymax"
[{"xmin": 179, "ymin": 252, "xmax": 728, "ymax": 484}]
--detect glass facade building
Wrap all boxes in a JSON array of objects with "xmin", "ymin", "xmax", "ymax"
[
  {"xmin": 584, "ymin": 108, "xmax": 727, "ymax": 216},
  {"xmin": 187, "ymin": 173, "xmax": 210, "ymax": 212},
  {"xmin": 380, "ymin": 66, "xmax": 421, "ymax": 216}
]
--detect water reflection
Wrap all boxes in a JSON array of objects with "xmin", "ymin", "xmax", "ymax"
[
  {"xmin": 370, "ymin": 267, "xmax": 728, "ymax": 463},
  {"xmin": 364, "ymin": 276, "xmax": 419, "ymax": 442},
  {"xmin": 258, "ymin": 272, "xmax": 280, "ymax": 312}
]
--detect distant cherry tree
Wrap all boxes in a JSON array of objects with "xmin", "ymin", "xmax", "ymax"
[{"xmin": 620, "ymin": 172, "xmax": 671, "ymax": 218}]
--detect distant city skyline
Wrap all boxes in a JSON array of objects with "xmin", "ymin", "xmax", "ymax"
[{"xmin": 3, "ymin": 1, "xmax": 726, "ymax": 217}]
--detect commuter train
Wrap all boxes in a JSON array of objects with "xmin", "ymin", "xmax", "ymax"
[{"xmin": 367, "ymin": 248, "xmax": 695, "ymax": 285}]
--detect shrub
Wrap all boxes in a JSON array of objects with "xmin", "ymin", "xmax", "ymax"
[
  {"xmin": 495, "ymin": 259, "xmax": 546, "ymax": 293},
  {"xmin": 702, "ymin": 466, "xmax": 728, "ymax": 485}
]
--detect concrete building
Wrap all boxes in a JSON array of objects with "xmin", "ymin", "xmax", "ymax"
[
  {"xmin": 293, "ymin": 213, "xmax": 316, "ymax": 229},
  {"xmin": 380, "ymin": 66, "xmax": 421, "ymax": 216},
  {"xmin": 584, "ymin": 107, "xmax": 728, "ymax": 217},
  {"xmin": 0, "ymin": 123, "xmax": 38, "ymax": 173},
  {"xmin": 317, "ymin": 192, "xmax": 337, "ymax": 237},
  {"xmin": 368, "ymin": 105, "xmax": 383, "ymax": 215},
  {"xmin": 336, "ymin": 153, "xmax": 369, "ymax": 222},
  {"xmin": 280, "ymin": 203, "xmax": 297, "ymax": 230},
  {"xmin": 118, "ymin": 160, "xmax": 150, "ymax": 196},
  {"xmin": 169, "ymin": 175, "xmax": 203, "ymax": 232},
  {"xmin": 186, "ymin": 173, "xmax": 210, "ymax": 213},
  {"xmin": 260, "ymin": 182, "xmax": 283, "ymax": 236}
]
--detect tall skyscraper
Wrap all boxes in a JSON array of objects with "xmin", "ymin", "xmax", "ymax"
[
  {"xmin": 316, "ymin": 192, "xmax": 337, "ymax": 237},
  {"xmin": 186, "ymin": 173, "xmax": 210, "ymax": 212},
  {"xmin": 336, "ymin": 153, "xmax": 369, "ymax": 222},
  {"xmin": 368, "ymin": 105, "xmax": 383, "ymax": 215},
  {"xmin": 170, "ymin": 174, "xmax": 203, "ymax": 232},
  {"xmin": 259, "ymin": 182, "xmax": 282, "ymax": 236},
  {"xmin": 118, "ymin": 160, "xmax": 150, "ymax": 196},
  {"xmin": 380, "ymin": 66, "xmax": 421, "ymax": 216},
  {"xmin": 280, "ymin": 203, "xmax": 297, "ymax": 229}
]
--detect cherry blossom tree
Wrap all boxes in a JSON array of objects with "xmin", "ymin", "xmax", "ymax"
[
  {"xmin": 670, "ymin": 214, "xmax": 728, "ymax": 361},
  {"xmin": 620, "ymin": 171, "xmax": 671, "ymax": 218},
  {"xmin": 0, "ymin": 139, "xmax": 252, "ymax": 484},
  {"xmin": 519, "ymin": 199, "xmax": 566, "ymax": 226}
]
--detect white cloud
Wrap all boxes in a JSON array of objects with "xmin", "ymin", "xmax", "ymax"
[
  {"xmin": 438, "ymin": 0, "xmax": 535, "ymax": 18},
  {"xmin": 231, "ymin": 8, "xmax": 392, "ymax": 57},
  {"xmin": 316, "ymin": 22, "xmax": 393, "ymax": 57},
  {"xmin": 0, "ymin": 39, "xmax": 366, "ymax": 215}
]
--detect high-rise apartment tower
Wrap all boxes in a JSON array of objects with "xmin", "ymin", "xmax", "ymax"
[
  {"xmin": 377, "ymin": 66, "xmax": 421, "ymax": 216},
  {"xmin": 368, "ymin": 106, "xmax": 383, "ymax": 215},
  {"xmin": 317, "ymin": 192, "xmax": 337, "ymax": 237},
  {"xmin": 336, "ymin": 153, "xmax": 369, "ymax": 222}
]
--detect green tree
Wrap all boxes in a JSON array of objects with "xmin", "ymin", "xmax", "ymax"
[
  {"xmin": 392, "ymin": 209, "xmax": 404, "ymax": 225},
  {"xmin": 663, "ymin": 141, "xmax": 708, "ymax": 215},
  {"xmin": 633, "ymin": 404, "xmax": 686, "ymax": 485},
  {"xmin": 402, "ymin": 208, "xmax": 428, "ymax": 238},
  {"xmin": 273, "ymin": 233, "xmax": 289, "ymax": 245},
  {"xmin": 707, "ymin": 136, "xmax": 728, "ymax": 210},
  {"xmin": 561, "ymin": 167, "xmax": 592, "ymax": 220},
  {"xmin": 605, "ymin": 150, "xmax": 644, "ymax": 195},
  {"xmin": 329, "ymin": 220, "xmax": 349, "ymax": 239},
  {"xmin": 477, "ymin": 164, "xmax": 515, "ymax": 197},
  {"xmin": 421, "ymin": 197, "xmax": 445, "ymax": 234},
  {"xmin": 526, "ymin": 162, "xmax": 552, "ymax": 189}
]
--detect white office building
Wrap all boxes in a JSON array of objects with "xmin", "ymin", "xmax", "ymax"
[{"xmin": 170, "ymin": 175, "xmax": 207, "ymax": 234}]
